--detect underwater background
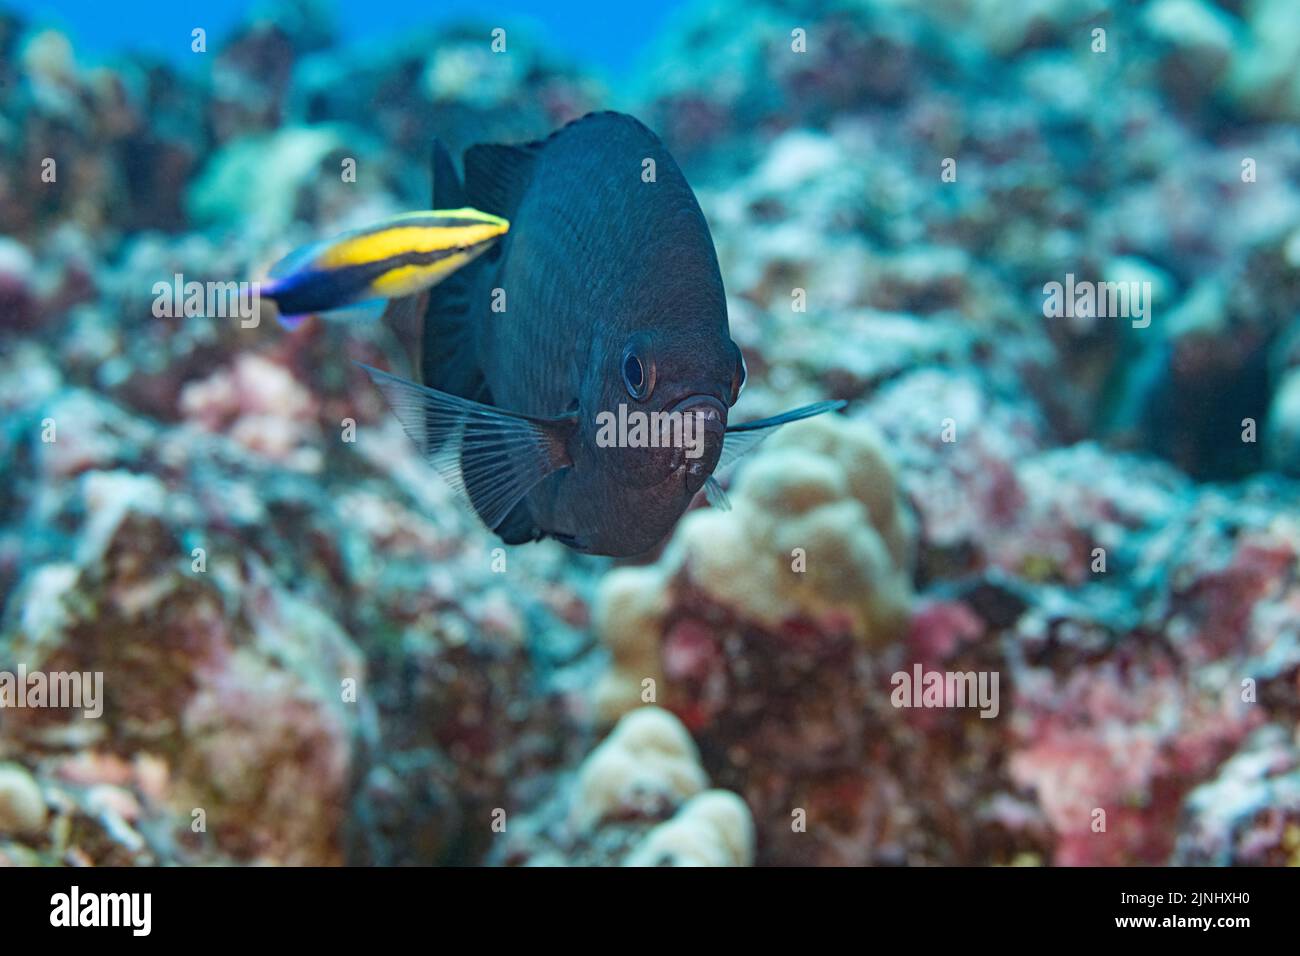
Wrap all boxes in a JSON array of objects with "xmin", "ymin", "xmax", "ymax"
[{"xmin": 1, "ymin": 0, "xmax": 1299, "ymax": 867}]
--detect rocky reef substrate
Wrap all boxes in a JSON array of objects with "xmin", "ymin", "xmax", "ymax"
[{"xmin": 2, "ymin": 0, "xmax": 1298, "ymax": 865}]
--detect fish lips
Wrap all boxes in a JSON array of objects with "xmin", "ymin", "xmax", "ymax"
[{"xmin": 664, "ymin": 394, "xmax": 726, "ymax": 494}]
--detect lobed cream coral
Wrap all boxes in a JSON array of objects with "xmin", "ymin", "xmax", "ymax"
[
  {"xmin": 560, "ymin": 707, "xmax": 755, "ymax": 867},
  {"xmin": 593, "ymin": 413, "xmax": 915, "ymax": 722},
  {"xmin": 569, "ymin": 706, "xmax": 708, "ymax": 832},
  {"xmin": 0, "ymin": 764, "xmax": 47, "ymax": 838},
  {"xmin": 623, "ymin": 790, "xmax": 755, "ymax": 867}
]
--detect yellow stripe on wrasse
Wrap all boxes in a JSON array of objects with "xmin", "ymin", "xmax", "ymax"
[
  {"xmin": 316, "ymin": 209, "xmax": 509, "ymax": 270},
  {"xmin": 368, "ymin": 254, "xmax": 479, "ymax": 298}
]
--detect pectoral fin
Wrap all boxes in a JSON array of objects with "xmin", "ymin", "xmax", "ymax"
[
  {"xmin": 703, "ymin": 476, "xmax": 732, "ymax": 511},
  {"xmin": 378, "ymin": 292, "xmax": 430, "ymax": 382},
  {"xmin": 359, "ymin": 363, "xmax": 573, "ymax": 531},
  {"xmin": 714, "ymin": 400, "xmax": 847, "ymax": 476}
]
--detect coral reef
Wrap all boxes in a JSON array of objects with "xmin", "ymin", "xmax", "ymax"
[
  {"xmin": 493, "ymin": 707, "xmax": 755, "ymax": 866},
  {"xmin": 1, "ymin": 0, "xmax": 1298, "ymax": 868},
  {"xmin": 1, "ymin": 368, "xmax": 590, "ymax": 865},
  {"xmin": 0, "ymin": 763, "xmax": 46, "ymax": 839},
  {"xmin": 593, "ymin": 411, "xmax": 915, "ymax": 726}
]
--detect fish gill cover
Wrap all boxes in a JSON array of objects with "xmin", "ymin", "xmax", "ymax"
[{"xmin": 0, "ymin": 0, "xmax": 1297, "ymax": 876}]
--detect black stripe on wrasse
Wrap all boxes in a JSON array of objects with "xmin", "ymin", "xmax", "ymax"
[{"xmin": 263, "ymin": 244, "xmax": 469, "ymax": 315}]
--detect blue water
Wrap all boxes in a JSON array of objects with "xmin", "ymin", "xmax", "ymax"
[{"xmin": 16, "ymin": 0, "xmax": 687, "ymax": 78}]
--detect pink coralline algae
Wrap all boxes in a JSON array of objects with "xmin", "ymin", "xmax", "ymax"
[
  {"xmin": 180, "ymin": 353, "xmax": 324, "ymax": 471},
  {"xmin": 583, "ymin": 368, "xmax": 1300, "ymax": 865}
]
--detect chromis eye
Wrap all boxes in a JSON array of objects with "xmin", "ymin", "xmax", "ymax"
[
  {"xmin": 624, "ymin": 354, "xmax": 644, "ymax": 391},
  {"xmin": 622, "ymin": 348, "xmax": 650, "ymax": 399}
]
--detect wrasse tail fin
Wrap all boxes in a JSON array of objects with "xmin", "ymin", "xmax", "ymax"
[
  {"xmin": 715, "ymin": 400, "xmax": 848, "ymax": 475},
  {"xmin": 358, "ymin": 363, "xmax": 573, "ymax": 532}
]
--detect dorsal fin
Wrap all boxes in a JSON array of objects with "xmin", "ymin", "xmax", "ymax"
[
  {"xmin": 463, "ymin": 142, "xmax": 540, "ymax": 219},
  {"xmin": 418, "ymin": 139, "xmax": 486, "ymax": 398},
  {"xmin": 431, "ymin": 138, "xmax": 466, "ymax": 209},
  {"xmin": 460, "ymin": 113, "xmax": 660, "ymax": 218}
]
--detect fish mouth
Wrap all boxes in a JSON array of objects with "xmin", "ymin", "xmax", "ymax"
[{"xmin": 664, "ymin": 394, "xmax": 726, "ymax": 494}]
